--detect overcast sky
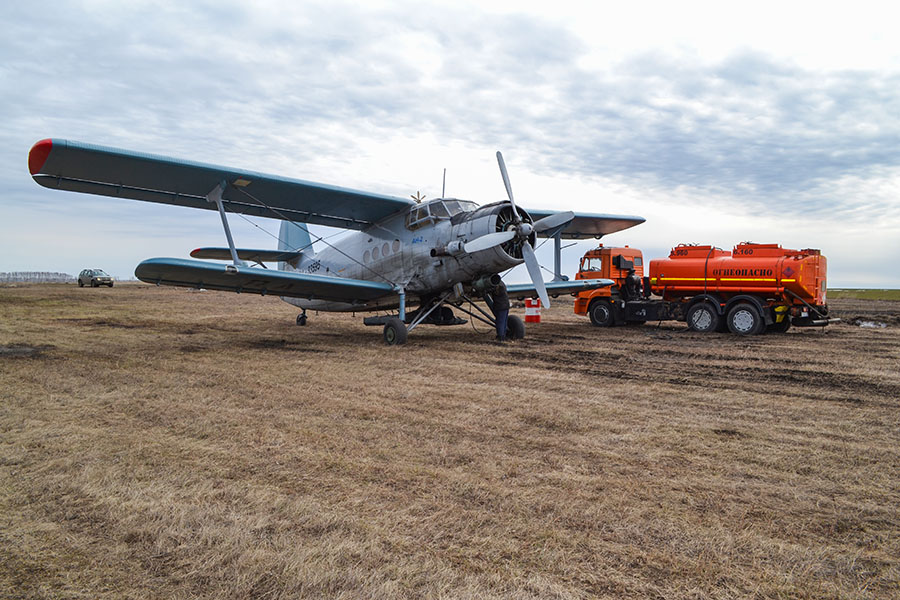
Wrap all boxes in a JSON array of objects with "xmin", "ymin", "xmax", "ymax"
[{"xmin": 2, "ymin": 0, "xmax": 898, "ymax": 287}]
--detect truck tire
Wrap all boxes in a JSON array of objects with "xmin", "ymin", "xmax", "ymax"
[
  {"xmin": 588, "ymin": 299, "xmax": 614, "ymax": 327},
  {"xmin": 727, "ymin": 302, "xmax": 764, "ymax": 336},
  {"xmin": 686, "ymin": 302, "xmax": 719, "ymax": 333},
  {"xmin": 767, "ymin": 316, "xmax": 791, "ymax": 333}
]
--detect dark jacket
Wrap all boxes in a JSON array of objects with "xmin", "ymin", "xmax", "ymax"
[{"xmin": 492, "ymin": 282, "xmax": 510, "ymax": 312}]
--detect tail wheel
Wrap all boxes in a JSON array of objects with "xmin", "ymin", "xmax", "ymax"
[
  {"xmin": 588, "ymin": 299, "xmax": 614, "ymax": 327},
  {"xmin": 506, "ymin": 315, "xmax": 525, "ymax": 339},
  {"xmin": 686, "ymin": 302, "xmax": 719, "ymax": 333},
  {"xmin": 727, "ymin": 302, "xmax": 764, "ymax": 336},
  {"xmin": 383, "ymin": 317, "xmax": 408, "ymax": 345}
]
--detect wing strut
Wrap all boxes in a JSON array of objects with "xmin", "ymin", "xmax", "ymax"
[{"xmin": 207, "ymin": 181, "xmax": 242, "ymax": 268}]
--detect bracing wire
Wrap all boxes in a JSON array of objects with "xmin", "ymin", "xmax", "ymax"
[{"xmin": 225, "ymin": 186, "xmax": 398, "ymax": 286}]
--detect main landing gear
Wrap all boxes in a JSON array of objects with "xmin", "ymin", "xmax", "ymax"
[
  {"xmin": 296, "ymin": 310, "xmax": 308, "ymax": 326},
  {"xmin": 363, "ymin": 290, "xmax": 526, "ymax": 345}
]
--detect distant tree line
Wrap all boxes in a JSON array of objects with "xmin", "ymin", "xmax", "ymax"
[{"xmin": 0, "ymin": 272, "xmax": 75, "ymax": 283}]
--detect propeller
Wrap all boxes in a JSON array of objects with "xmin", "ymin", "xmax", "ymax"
[
  {"xmin": 497, "ymin": 151, "xmax": 550, "ymax": 308},
  {"xmin": 496, "ymin": 151, "xmax": 519, "ymax": 223},
  {"xmin": 463, "ymin": 230, "xmax": 516, "ymax": 254},
  {"xmin": 532, "ymin": 210, "xmax": 574, "ymax": 233},
  {"xmin": 461, "ymin": 153, "xmax": 575, "ymax": 308}
]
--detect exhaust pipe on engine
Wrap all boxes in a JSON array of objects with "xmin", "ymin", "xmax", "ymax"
[{"xmin": 471, "ymin": 273, "xmax": 502, "ymax": 294}]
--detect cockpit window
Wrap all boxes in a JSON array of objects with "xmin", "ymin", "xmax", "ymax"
[
  {"xmin": 429, "ymin": 202, "xmax": 449, "ymax": 218},
  {"xmin": 443, "ymin": 199, "xmax": 478, "ymax": 216},
  {"xmin": 406, "ymin": 199, "xmax": 479, "ymax": 230}
]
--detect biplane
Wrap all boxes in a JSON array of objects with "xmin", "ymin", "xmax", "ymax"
[{"xmin": 29, "ymin": 139, "xmax": 644, "ymax": 343}]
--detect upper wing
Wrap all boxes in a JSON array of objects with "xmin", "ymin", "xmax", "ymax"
[
  {"xmin": 506, "ymin": 278, "xmax": 613, "ymax": 300},
  {"xmin": 135, "ymin": 258, "xmax": 395, "ymax": 302},
  {"xmin": 29, "ymin": 139, "xmax": 415, "ymax": 230},
  {"xmin": 526, "ymin": 209, "xmax": 645, "ymax": 239}
]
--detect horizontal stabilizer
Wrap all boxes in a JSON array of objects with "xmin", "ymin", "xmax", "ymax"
[
  {"xmin": 190, "ymin": 247, "xmax": 303, "ymax": 263},
  {"xmin": 135, "ymin": 258, "xmax": 394, "ymax": 303},
  {"xmin": 506, "ymin": 278, "xmax": 613, "ymax": 300}
]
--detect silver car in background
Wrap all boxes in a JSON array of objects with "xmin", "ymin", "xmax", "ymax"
[{"xmin": 78, "ymin": 269, "xmax": 114, "ymax": 287}]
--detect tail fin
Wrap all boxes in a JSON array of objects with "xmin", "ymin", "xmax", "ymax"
[{"xmin": 278, "ymin": 221, "xmax": 314, "ymax": 270}]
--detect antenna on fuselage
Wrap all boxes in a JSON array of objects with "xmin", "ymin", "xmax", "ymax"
[{"xmin": 442, "ymin": 168, "xmax": 446, "ymax": 198}]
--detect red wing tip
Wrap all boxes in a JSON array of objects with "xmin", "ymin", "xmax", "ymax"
[
  {"xmin": 190, "ymin": 248, "xmax": 202, "ymax": 257},
  {"xmin": 28, "ymin": 139, "xmax": 53, "ymax": 175}
]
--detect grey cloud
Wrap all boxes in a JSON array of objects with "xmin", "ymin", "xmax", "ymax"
[{"xmin": 4, "ymin": 2, "xmax": 899, "ymax": 217}]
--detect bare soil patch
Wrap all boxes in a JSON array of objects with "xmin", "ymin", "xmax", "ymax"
[{"xmin": 1, "ymin": 283, "xmax": 898, "ymax": 599}]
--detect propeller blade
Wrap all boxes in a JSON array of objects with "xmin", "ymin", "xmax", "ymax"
[
  {"xmin": 464, "ymin": 230, "xmax": 516, "ymax": 254},
  {"xmin": 496, "ymin": 151, "xmax": 519, "ymax": 223},
  {"xmin": 522, "ymin": 241, "xmax": 550, "ymax": 308},
  {"xmin": 532, "ymin": 210, "xmax": 575, "ymax": 233}
]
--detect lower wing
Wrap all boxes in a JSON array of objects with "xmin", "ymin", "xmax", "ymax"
[
  {"xmin": 507, "ymin": 279, "xmax": 613, "ymax": 300},
  {"xmin": 135, "ymin": 258, "xmax": 394, "ymax": 303}
]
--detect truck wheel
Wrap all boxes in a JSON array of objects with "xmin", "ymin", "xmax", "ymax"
[
  {"xmin": 727, "ymin": 302, "xmax": 763, "ymax": 336},
  {"xmin": 767, "ymin": 316, "xmax": 791, "ymax": 333},
  {"xmin": 506, "ymin": 315, "xmax": 525, "ymax": 339},
  {"xmin": 686, "ymin": 302, "xmax": 719, "ymax": 333},
  {"xmin": 588, "ymin": 299, "xmax": 614, "ymax": 327}
]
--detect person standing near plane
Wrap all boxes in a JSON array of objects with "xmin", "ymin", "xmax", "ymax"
[{"xmin": 491, "ymin": 281, "xmax": 510, "ymax": 342}]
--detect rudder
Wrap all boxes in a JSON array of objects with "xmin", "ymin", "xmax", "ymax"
[{"xmin": 278, "ymin": 221, "xmax": 314, "ymax": 270}]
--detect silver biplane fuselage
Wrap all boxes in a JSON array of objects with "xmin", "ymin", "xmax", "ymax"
[{"xmin": 284, "ymin": 199, "xmax": 531, "ymax": 312}]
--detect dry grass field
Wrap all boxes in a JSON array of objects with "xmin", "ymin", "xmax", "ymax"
[{"xmin": 2, "ymin": 283, "xmax": 898, "ymax": 599}]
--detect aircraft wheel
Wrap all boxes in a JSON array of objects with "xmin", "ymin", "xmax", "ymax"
[
  {"xmin": 383, "ymin": 317, "xmax": 408, "ymax": 345},
  {"xmin": 686, "ymin": 302, "xmax": 719, "ymax": 333},
  {"xmin": 588, "ymin": 299, "xmax": 614, "ymax": 327},
  {"xmin": 727, "ymin": 302, "xmax": 764, "ymax": 336},
  {"xmin": 506, "ymin": 315, "xmax": 525, "ymax": 340},
  {"xmin": 296, "ymin": 313, "xmax": 307, "ymax": 326}
]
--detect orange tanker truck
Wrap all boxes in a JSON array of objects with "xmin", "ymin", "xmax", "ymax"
[{"xmin": 574, "ymin": 243, "xmax": 836, "ymax": 335}]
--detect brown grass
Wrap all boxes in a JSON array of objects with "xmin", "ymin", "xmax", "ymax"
[{"xmin": 1, "ymin": 283, "xmax": 898, "ymax": 599}]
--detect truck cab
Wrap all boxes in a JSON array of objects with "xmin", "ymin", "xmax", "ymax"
[{"xmin": 574, "ymin": 245, "xmax": 646, "ymax": 326}]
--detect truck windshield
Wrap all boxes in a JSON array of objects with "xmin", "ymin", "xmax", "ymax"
[{"xmin": 581, "ymin": 258, "xmax": 603, "ymax": 271}]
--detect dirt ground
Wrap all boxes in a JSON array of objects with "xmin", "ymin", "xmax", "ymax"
[{"xmin": 1, "ymin": 283, "xmax": 898, "ymax": 599}]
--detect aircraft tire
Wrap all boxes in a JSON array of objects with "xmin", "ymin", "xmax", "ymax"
[
  {"xmin": 383, "ymin": 317, "xmax": 408, "ymax": 345},
  {"xmin": 506, "ymin": 315, "xmax": 525, "ymax": 340},
  {"xmin": 296, "ymin": 314, "xmax": 307, "ymax": 326}
]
